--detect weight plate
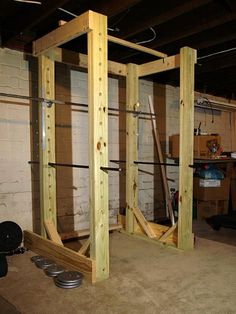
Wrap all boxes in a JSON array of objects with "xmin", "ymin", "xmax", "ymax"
[
  {"xmin": 55, "ymin": 278, "xmax": 83, "ymax": 286},
  {"xmin": 0, "ymin": 221, "xmax": 22, "ymax": 251},
  {"xmin": 44, "ymin": 264, "xmax": 65, "ymax": 277},
  {"xmin": 30, "ymin": 255, "xmax": 45, "ymax": 263},
  {"xmin": 55, "ymin": 271, "xmax": 83, "ymax": 284},
  {"xmin": 54, "ymin": 279, "xmax": 82, "ymax": 289},
  {"xmin": 35, "ymin": 258, "xmax": 55, "ymax": 269}
]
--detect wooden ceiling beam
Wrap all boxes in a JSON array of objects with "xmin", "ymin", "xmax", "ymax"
[
  {"xmin": 152, "ymin": 12, "xmax": 236, "ymax": 50},
  {"xmin": 118, "ymin": 0, "xmax": 212, "ymax": 39},
  {"xmin": 86, "ymin": 0, "xmax": 142, "ymax": 18},
  {"xmin": 3, "ymin": 0, "xmax": 70, "ymax": 46}
]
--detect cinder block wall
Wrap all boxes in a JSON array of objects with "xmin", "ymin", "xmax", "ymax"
[
  {"xmin": 0, "ymin": 48, "xmax": 234, "ymax": 231},
  {"xmin": 0, "ymin": 48, "xmax": 158, "ymax": 231}
]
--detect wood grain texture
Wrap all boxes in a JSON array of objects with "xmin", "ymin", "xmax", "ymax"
[
  {"xmin": 38, "ymin": 52, "xmax": 57, "ymax": 237},
  {"xmin": 88, "ymin": 11, "xmax": 109, "ymax": 281},
  {"xmin": 126, "ymin": 63, "xmax": 139, "ymax": 233},
  {"xmin": 138, "ymin": 54, "xmax": 180, "ymax": 77},
  {"xmin": 24, "ymin": 230, "xmax": 95, "ymax": 283},
  {"xmin": 44, "ymin": 219, "xmax": 63, "ymax": 245},
  {"xmin": 33, "ymin": 11, "xmax": 91, "ymax": 56},
  {"xmin": 178, "ymin": 47, "xmax": 197, "ymax": 250}
]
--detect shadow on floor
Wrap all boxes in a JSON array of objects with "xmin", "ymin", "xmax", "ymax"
[
  {"xmin": 193, "ymin": 219, "xmax": 236, "ymax": 246},
  {"xmin": 0, "ymin": 295, "xmax": 21, "ymax": 313}
]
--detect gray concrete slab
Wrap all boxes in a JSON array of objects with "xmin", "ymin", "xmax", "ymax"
[{"xmin": 0, "ymin": 231, "xmax": 236, "ymax": 314}]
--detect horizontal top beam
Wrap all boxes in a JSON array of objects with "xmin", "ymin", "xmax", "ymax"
[
  {"xmin": 33, "ymin": 11, "xmax": 92, "ymax": 56},
  {"xmin": 57, "ymin": 19, "xmax": 167, "ymax": 59},
  {"xmin": 138, "ymin": 54, "xmax": 180, "ymax": 77},
  {"xmin": 54, "ymin": 47, "xmax": 127, "ymax": 76},
  {"xmin": 108, "ymin": 35, "xmax": 167, "ymax": 58}
]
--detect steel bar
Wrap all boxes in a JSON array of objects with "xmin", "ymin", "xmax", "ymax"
[
  {"xmin": 49, "ymin": 162, "xmax": 121, "ymax": 171},
  {"xmin": 134, "ymin": 161, "xmax": 179, "ymax": 167},
  {"xmin": 29, "ymin": 161, "xmax": 121, "ymax": 171},
  {"xmin": 111, "ymin": 159, "xmax": 195, "ymax": 168},
  {"xmin": 100, "ymin": 166, "xmax": 121, "ymax": 172},
  {"xmin": 48, "ymin": 162, "xmax": 89, "ymax": 169},
  {"xmin": 0, "ymin": 92, "xmax": 156, "ymax": 116}
]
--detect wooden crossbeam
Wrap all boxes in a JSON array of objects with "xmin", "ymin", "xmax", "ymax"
[
  {"xmin": 131, "ymin": 207, "xmax": 156, "ymax": 238},
  {"xmin": 108, "ymin": 35, "xmax": 167, "ymax": 58},
  {"xmin": 44, "ymin": 219, "xmax": 63, "ymax": 245},
  {"xmin": 60, "ymin": 223, "xmax": 122, "ymax": 241},
  {"xmin": 135, "ymin": 221, "xmax": 177, "ymax": 246},
  {"xmin": 33, "ymin": 11, "xmax": 91, "ymax": 56},
  {"xmin": 24, "ymin": 230, "xmax": 95, "ymax": 283},
  {"xmin": 54, "ymin": 48, "xmax": 127, "ymax": 77},
  {"xmin": 158, "ymin": 223, "xmax": 178, "ymax": 242},
  {"xmin": 78, "ymin": 237, "xmax": 90, "ymax": 255},
  {"xmin": 138, "ymin": 54, "xmax": 180, "ymax": 77}
]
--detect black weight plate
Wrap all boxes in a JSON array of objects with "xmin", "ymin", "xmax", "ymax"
[
  {"xmin": 0, "ymin": 221, "xmax": 22, "ymax": 251},
  {"xmin": 55, "ymin": 271, "xmax": 83, "ymax": 284},
  {"xmin": 44, "ymin": 265, "xmax": 65, "ymax": 277},
  {"xmin": 0, "ymin": 254, "xmax": 8, "ymax": 277},
  {"xmin": 30, "ymin": 255, "xmax": 45, "ymax": 263},
  {"xmin": 35, "ymin": 258, "xmax": 55, "ymax": 269}
]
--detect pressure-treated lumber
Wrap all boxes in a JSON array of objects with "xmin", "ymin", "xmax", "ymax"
[
  {"xmin": 158, "ymin": 223, "xmax": 177, "ymax": 242},
  {"xmin": 135, "ymin": 222, "xmax": 177, "ymax": 246},
  {"xmin": 148, "ymin": 95, "xmax": 175, "ymax": 225},
  {"xmin": 126, "ymin": 63, "xmax": 139, "ymax": 233},
  {"xmin": 88, "ymin": 11, "xmax": 109, "ymax": 281},
  {"xmin": 44, "ymin": 219, "xmax": 63, "ymax": 245},
  {"xmin": 54, "ymin": 47, "xmax": 127, "ymax": 77},
  {"xmin": 38, "ymin": 51, "xmax": 57, "ymax": 238},
  {"xmin": 60, "ymin": 224, "xmax": 122, "ymax": 241},
  {"xmin": 24, "ymin": 230, "xmax": 95, "ymax": 282},
  {"xmin": 78, "ymin": 237, "xmax": 90, "ymax": 255},
  {"xmin": 131, "ymin": 207, "xmax": 156, "ymax": 238},
  {"xmin": 33, "ymin": 11, "xmax": 91, "ymax": 56},
  {"xmin": 138, "ymin": 54, "xmax": 180, "ymax": 77},
  {"xmin": 108, "ymin": 35, "xmax": 167, "ymax": 58},
  {"xmin": 178, "ymin": 47, "xmax": 197, "ymax": 250}
]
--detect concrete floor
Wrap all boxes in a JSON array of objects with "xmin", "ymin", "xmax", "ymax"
[{"xmin": 0, "ymin": 229, "xmax": 236, "ymax": 314}]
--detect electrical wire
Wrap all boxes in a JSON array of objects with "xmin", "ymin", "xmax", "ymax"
[
  {"xmin": 58, "ymin": 7, "xmax": 78, "ymax": 18},
  {"xmin": 135, "ymin": 27, "xmax": 157, "ymax": 45},
  {"xmin": 198, "ymin": 47, "xmax": 236, "ymax": 60}
]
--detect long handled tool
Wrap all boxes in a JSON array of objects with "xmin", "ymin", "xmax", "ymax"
[{"xmin": 148, "ymin": 95, "xmax": 175, "ymax": 226}]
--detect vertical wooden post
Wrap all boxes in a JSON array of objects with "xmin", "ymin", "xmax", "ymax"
[
  {"xmin": 126, "ymin": 63, "xmax": 139, "ymax": 233},
  {"xmin": 88, "ymin": 12, "xmax": 109, "ymax": 281},
  {"xmin": 38, "ymin": 51, "xmax": 57, "ymax": 237},
  {"xmin": 178, "ymin": 47, "xmax": 197, "ymax": 250}
]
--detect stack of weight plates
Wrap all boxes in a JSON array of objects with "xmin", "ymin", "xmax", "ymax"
[
  {"xmin": 54, "ymin": 271, "xmax": 83, "ymax": 289},
  {"xmin": 44, "ymin": 264, "xmax": 65, "ymax": 277}
]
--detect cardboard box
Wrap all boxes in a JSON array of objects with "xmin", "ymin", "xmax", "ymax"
[
  {"xmin": 197, "ymin": 200, "xmax": 228, "ymax": 220},
  {"xmin": 193, "ymin": 177, "xmax": 230, "ymax": 201},
  {"xmin": 169, "ymin": 134, "xmax": 221, "ymax": 158}
]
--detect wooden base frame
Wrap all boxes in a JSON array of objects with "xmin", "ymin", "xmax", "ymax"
[{"xmin": 26, "ymin": 9, "xmax": 197, "ymax": 283}]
